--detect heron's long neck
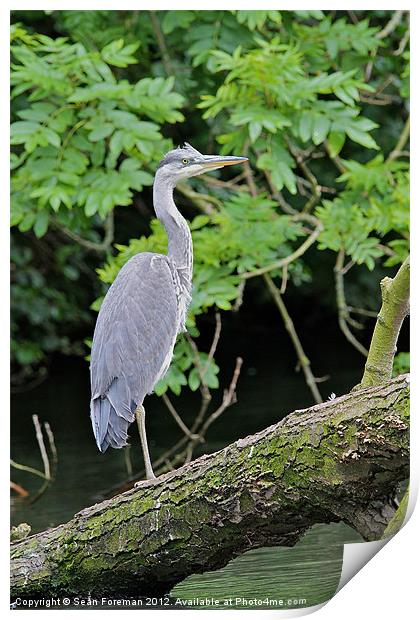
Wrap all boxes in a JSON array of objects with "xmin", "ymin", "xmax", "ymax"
[{"xmin": 153, "ymin": 177, "xmax": 193, "ymax": 280}]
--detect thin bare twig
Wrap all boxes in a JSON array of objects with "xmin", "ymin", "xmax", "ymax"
[
  {"xmin": 32, "ymin": 414, "xmax": 51, "ymax": 481},
  {"xmin": 334, "ymin": 249, "xmax": 369, "ymax": 357},
  {"xmin": 182, "ymin": 357, "xmax": 243, "ymax": 466},
  {"xmin": 393, "ymin": 20, "xmax": 410, "ymax": 55},
  {"xmin": 155, "ymin": 314, "xmax": 223, "ymax": 471},
  {"xmin": 10, "ymin": 460, "xmax": 47, "ymax": 480},
  {"xmin": 243, "ymin": 142, "xmax": 258, "ymax": 197},
  {"xmin": 11, "ymin": 417, "xmax": 58, "ymax": 505},
  {"xmin": 124, "ymin": 446, "xmax": 133, "ymax": 478},
  {"xmin": 233, "ymin": 280, "xmax": 246, "ymax": 312},
  {"xmin": 10, "ymin": 481, "xmax": 29, "ymax": 498},
  {"xmin": 176, "ymin": 182, "xmax": 220, "ymax": 215},
  {"xmin": 159, "ymin": 355, "xmax": 242, "ymax": 470},
  {"xmin": 263, "ymin": 170, "xmax": 297, "ymax": 215},
  {"xmin": 184, "ymin": 311, "xmax": 222, "ymax": 404},
  {"xmin": 280, "ymin": 264, "xmax": 288, "ymax": 294},
  {"xmin": 287, "ymin": 139, "xmax": 322, "ymax": 213},
  {"xmin": 149, "ymin": 11, "xmax": 174, "ymax": 75},
  {"xmin": 298, "ymin": 176, "xmax": 336, "ymax": 195},
  {"xmin": 360, "ymin": 95, "xmax": 397, "ymax": 106},
  {"xmin": 55, "ymin": 211, "xmax": 114, "ymax": 254},
  {"xmin": 347, "ymin": 10, "xmax": 359, "ymax": 24},
  {"xmin": 202, "ymin": 312, "xmax": 222, "ymax": 378},
  {"xmin": 185, "ymin": 333, "xmax": 211, "ymax": 401},
  {"xmin": 324, "ymin": 143, "xmax": 347, "ymax": 173},
  {"xmin": 201, "ymin": 171, "xmax": 247, "ymax": 190},
  {"xmin": 387, "ymin": 116, "xmax": 410, "ymax": 163},
  {"xmin": 342, "ymin": 260, "xmax": 355, "ymax": 276},
  {"xmin": 263, "ymin": 274, "xmax": 322, "ymax": 404},
  {"xmin": 348, "ymin": 306, "xmax": 378, "ymax": 318},
  {"xmin": 162, "ymin": 393, "xmax": 202, "ymax": 441},
  {"xmin": 44, "ymin": 422, "xmax": 58, "ymax": 464},
  {"xmin": 199, "ymin": 357, "xmax": 243, "ymax": 438},
  {"xmin": 376, "ymin": 10, "xmax": 405, "ymax": 40}
]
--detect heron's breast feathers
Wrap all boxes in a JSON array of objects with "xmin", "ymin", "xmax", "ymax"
[{"xmin": 170, "ymin": 264, "xmax": 192, "ymax": 333}]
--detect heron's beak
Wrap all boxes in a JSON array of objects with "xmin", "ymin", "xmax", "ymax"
[{"xmin": 201, "ymin": 155, "xmax": 248, "ymax": 170}]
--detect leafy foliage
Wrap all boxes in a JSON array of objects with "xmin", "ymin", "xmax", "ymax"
[
  {"xmin": 11, "ymin": 24, "xmax": 183, "ymax": 236},
  {"xmin": 393, "ymin": 352, "xmax": 410, "ymax": 377},
  {"xmin": 11, "ymin": 10, "xmax": 409, "ymax": 393},
  {"xmin": 316, "ymin": 156, "xmax": 409, "ymax": 270},
  {"xmin": 11, "ymin": 238, "xmax": 91, "ymax": 379}
]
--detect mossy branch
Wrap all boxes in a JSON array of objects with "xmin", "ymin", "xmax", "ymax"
[
  {"xmin": 11, "ymin": 375, "xmax": 409, "ymax": 599},
  {"xmin": 360, "ymin": 256, "xmax": 410, "ymax": 388}
]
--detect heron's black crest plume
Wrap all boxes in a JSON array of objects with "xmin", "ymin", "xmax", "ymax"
[{"xmin": 157, "ymin": 142, "xmax": 203, "ymax": 169}]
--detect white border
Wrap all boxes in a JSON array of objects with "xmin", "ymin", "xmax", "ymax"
[{"xmin": 3, "ymin": 2, "xmax": 418, "ymax": 619}]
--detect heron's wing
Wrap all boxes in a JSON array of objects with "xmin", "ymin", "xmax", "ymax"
[{"xmin": 90, "ymin": 253, "xmax": 179, "ymax": 448}]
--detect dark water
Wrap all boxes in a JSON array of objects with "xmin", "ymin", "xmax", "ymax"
[{"xmin": 11, "ymin": 317, "xmax": 364, "ymax": 609}]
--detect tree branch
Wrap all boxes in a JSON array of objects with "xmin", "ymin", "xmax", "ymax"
[
  {"xmin": 360, "ymin": 256, "xmax": 410, "ymax": 387},
  {"xmin": 393, "ymin": 18, "xmax": 410, "ymax": 56},
  {"xmin": 176, "ymin": 182, "xmax": 220, "ymax": 215},
  {"xmin": 287, "ymin": 139, "xmax": 322, "ymax": 213},
  {"xmin": 149, "ymin": 11, "xmax": 174, "ymax": 75},
  {"xmin": 387, "ymin": 116, "xmax": 410, "ymax": 163},
  {"xmin": 376, "ymin": 10, "xmax": 405, "ymax": 40},
  {"xmin": 334, "ymin": 249, "xmax": 369, "ymax": 357},
  {"xmin": 162, "ymin": 393, "xmax": 202, "ymax": 442},
  {"xmin": 10, "ymin": 375, "xmax": 409, "ymax": 598},
  {"xmin": 54, "ymin": 211, "xmax": 114, "ymax": 254},
  {"xmin": 242, "ymin": 223, "xmax": 322, "ymax": 280},
  {"xmin": 263, "ymin": 274, "xmax": 323, "ymax": 404}
]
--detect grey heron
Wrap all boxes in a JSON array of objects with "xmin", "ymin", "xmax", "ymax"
[{"xmin": 90, "ymin": 143, "xmax": 247, "ymax": 480}]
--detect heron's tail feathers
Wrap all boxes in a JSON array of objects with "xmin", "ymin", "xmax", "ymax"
[{"xmin": 90, "ymin": 393, "xmax": 134, "ymax": 452}]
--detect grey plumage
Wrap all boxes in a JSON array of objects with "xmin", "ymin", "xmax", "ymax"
[
  {"xmin": 90, "ymin": 254, "xmax": 180, "ymax": 451},
  {"xmin": 89, "ymin": 143, "xmax": 247, "ymax": 474}
]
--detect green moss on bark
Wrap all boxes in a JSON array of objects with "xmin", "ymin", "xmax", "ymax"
[
  {"xmin": 11, "ymin": 375, "xmax": 409, "ymax": 599},
  {"xmin": 361, "ymin": 257, "xmax": 410, "ymax": 388}
]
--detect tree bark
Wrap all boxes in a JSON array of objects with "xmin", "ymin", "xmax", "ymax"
[
  {"xmin": 11, "ymin": 374, "xmax": 409, "ymax": 599},
  {"xmin": 360, "ymin": 256, "xmax": 410, "ymax": 387}
]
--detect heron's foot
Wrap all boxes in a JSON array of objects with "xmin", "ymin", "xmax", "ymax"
[{"xmin": 134, "ymin": 472, "xmax": 157, "ymax": 488}]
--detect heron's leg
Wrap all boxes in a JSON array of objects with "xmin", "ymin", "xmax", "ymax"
[{"xmin": 135, "ymin": 404, "xmax": 156, "ymax": 480}]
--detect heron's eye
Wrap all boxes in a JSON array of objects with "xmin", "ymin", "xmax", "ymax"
[{"xmin": 182, "ymin": 158, "xmax": 189, "ymax": 165}]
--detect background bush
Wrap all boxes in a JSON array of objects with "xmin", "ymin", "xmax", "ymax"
[{"xmin": 11, "ymin": 10, "xmax": 409, "ymax": 393}]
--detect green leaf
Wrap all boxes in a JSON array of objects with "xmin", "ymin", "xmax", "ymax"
[
  {"xmin": 249, "ymin": 121, "xmax": 262, "ymax": 142},
  {"xmin": 88, "ymin": 123, "xmax": 114, "ymax": 142},
  {"xmin": 190, "ymin": 215, "xmax": 210, "ymax": 230},
  {"xmin": 346, "ymin": 127, "xmax": 379, "ymax": 150},
  {"xmin": 162, "ymin": 11, "xmax": 195, "ymax": 34},
  {"xmin": 33, "ymin": 211, "xmax": 49, "ymax": 238},
  {"xmin": 84, "ymin": 192, "xmax": 100, "ymax": 217},
  {"xmin": 188, "ymin": 368, "xmax": 201, "ymax": 391},
  {"xmin": 10, "ymin": 121, "xmax": 40, "ymax": 143},
  {"xmin": 312, "ymin": 116, "xmax": 331, "ymax": 145},
  {"xmin": 274, "ymin": 162, "xmax": 297, "ymax": 195},
  {"xmin": 101, "ymin": 39, "xmax": 139, "ymax": 67},
  {"xmin": 299, "ymin": 114, "xmax": 313, "ymax": 143},
  {"xmin": 327, "ymin": 131, "xmax": 346, "ymax": 157}
]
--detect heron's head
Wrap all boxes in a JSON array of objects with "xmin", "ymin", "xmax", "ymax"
[{"xmin": 156, "ymin": 143, "xmax": 248, "ymax": 185}]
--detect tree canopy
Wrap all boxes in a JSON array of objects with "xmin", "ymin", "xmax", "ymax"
[{"xmin": 11, "ymin": 10, "xmax": 409, "ymax": 396}]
